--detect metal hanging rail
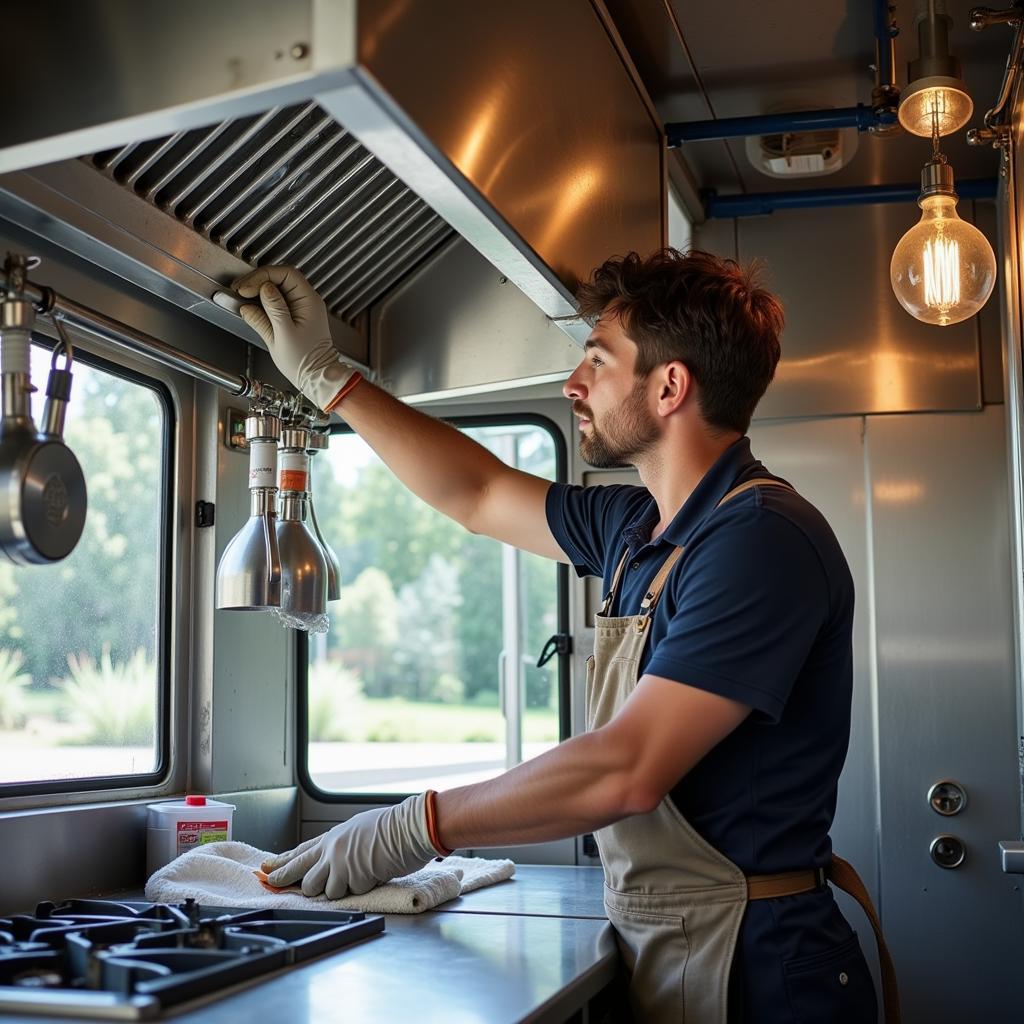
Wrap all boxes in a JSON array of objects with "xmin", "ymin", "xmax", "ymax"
[{"xmin": 4, "ymin": 274, "xmax": 249, "ymax": 395}]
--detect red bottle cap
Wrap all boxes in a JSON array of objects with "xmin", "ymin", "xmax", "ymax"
[{"xmin": 184, "ymin": 795, "xmax": 207, "ymax": 806}]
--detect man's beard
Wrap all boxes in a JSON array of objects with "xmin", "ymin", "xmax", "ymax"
[{"xmin": 578, "ymin": 379, "xmax": 660, "ymax": 469}]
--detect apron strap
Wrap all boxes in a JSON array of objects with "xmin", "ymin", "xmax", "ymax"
[
  {"xmin": 635, "ymin": 546, "xmax": 685, "ymax": 632},
  {"xmin": 716, "ymin": 477, "xmax": 794, "ymax": 508},
  {"xmin": 599, "ymin": 548, "xmax": 632, "ymax": 616},
  {"xmin": 633, "ymin": 478, "xmax": 795, "ymax": 633},
  {"xmin": 828, "ymin": 854, "xmax": 902, "ymax": 1024}
]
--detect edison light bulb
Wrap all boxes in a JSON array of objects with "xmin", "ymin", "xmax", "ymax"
[{"xmin": 890, "ymin": 160, "xmax": 996, "ymax": 326}]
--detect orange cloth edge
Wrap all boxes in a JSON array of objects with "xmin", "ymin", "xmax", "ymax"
[
  {"xmin": 323, "ymin": 372, "xmax": 363, "ymax": 413},
  {"xmin": 253, "ymin": 868, "xmax": 292, "ymax": 894}
]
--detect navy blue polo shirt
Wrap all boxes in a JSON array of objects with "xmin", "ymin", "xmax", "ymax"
[
  {"xmin": 547, "ymin": 438, "xmax": 874, "ymax": 1016},
  {"xmin": 546, "ymin": 435, "xmax": 854, "ymax": 874}
]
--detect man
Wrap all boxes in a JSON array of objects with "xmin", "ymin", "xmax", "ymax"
[{"xmin": 233, "ymin": 249, "xmax": 884, "ymax": 1023}]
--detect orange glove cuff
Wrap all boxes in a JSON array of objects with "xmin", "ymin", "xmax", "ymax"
[
  {"xmin": 425, "ymin": 789, "xmax": 453, "ymax": 857},
  {"xmin": 323, "ymin": 372, "xmax": 363, "ymax": 413}
]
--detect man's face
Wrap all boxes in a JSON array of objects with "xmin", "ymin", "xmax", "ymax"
[{"xmin": 563, "ymin": 310, "xmax": 660, "ymax": 469}]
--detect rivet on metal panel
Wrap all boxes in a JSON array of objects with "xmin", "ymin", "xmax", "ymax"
[{"xmin": 290, "ymin": 43, "xmax": 310, "ymax": 60}]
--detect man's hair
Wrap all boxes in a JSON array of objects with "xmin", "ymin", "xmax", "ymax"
[{"xmin": 575, "ymin": 248, "xmax": 784, "ymax": 435}]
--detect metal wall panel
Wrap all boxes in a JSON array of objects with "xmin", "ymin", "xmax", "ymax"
[
  {"xmin": 869, "ymin": 406, "xmax": 1024, "ymax": 1020},
  {"xmin": 0, "ymin": 788, "xmax": 298, "ymax": 913},
  {"xmin": 358, "ymin": 0, "xmax": 664, "ymax": 296},
  {"xmin": 695, "ymin": 204, "xmax": 988, "ymax": 419},
  {"xmin": 747, "ymin": 419, "xmax": 880, "ymax": 925},
  {"xmin": 373, "ymin": 239, "xmax": 581, "ymax": 401},
  {"xmin": 216, "ymin": 787, "xmax": 299, "ymax": 854},
  {"xmin": 1005, "ymin": 90, "xmax": 1024, "ymax": 909},
  {"xmin": 745, "ymin": 203, "xmax": 983, "ymax": 417},
  {"xmin": 208, "ymin": 389, "xmax": 296, "ymax": 793},
  {"xmin": 0, "ymin": 802, "xmax": 148, "ymax": 913}
]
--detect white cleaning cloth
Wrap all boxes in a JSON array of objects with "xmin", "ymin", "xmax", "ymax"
[{"xmin": 145, "ymin": 841, "xmax": 515, "ymax": 914}]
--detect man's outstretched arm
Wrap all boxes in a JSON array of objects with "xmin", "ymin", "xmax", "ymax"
[
  {"xmin": 260, "ymin": 675, "xmax": 750, "ymax": 897},
  {"xmin": 434, "ymin": 673, "xmax": 751, "ymax": 848},
  {"xmin": 234, "ymin": 264, "xmax": 568, "ymax": 562}
]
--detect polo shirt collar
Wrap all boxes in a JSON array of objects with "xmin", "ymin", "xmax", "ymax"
[{"xmin": 621, "ymin": 436, "xmax": 758, "ymax": 553}]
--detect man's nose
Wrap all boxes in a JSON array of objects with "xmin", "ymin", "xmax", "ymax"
[{"xmin": 563, "ymin": 366, "xmax": 587, "ymax": 401}]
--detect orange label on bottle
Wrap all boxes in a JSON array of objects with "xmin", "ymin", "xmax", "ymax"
[{"xmin": 279, "ymin": 469, "xmax": 307, "ymax": 492}]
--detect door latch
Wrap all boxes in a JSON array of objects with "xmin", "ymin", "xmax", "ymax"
[
  {"xmin": 998, "ymin": 840, "xmax": 1024, "ymax": 874},
  {"xmin": 536, "ymin": 633, "xmax": 572, "ymax": 668}
]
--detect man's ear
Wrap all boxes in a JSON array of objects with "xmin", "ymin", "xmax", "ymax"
[{"xmin": 656, "ymin": 361, "xmax": 693, "ymax": 416}]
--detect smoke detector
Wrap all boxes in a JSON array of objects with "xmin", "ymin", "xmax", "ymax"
[{"xmin": 745, "ymin": 125, "xmax": 858, "ymax": 178}]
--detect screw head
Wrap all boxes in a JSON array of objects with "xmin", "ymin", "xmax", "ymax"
[{"xmin": 290, "ymin": 42, "xmax": 310, "ymax": 60}]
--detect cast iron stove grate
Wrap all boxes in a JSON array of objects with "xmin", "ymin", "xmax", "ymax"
[{"xmin": 0, "ymin": 897, "xmax": 384, "ymax": 1019}]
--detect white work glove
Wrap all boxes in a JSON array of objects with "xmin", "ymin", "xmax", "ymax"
[
  {"xmin": 260, "ymin": 793, "xmax": 443, "ymax": 899},
  {"xmin": 232, "ymin": 265, "xmax": 361, "ymax": 413}
]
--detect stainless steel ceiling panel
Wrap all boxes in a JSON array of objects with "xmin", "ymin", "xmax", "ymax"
[{"xmin": 606, "ymin": 0, "xmax": 1004, "ymax": 194}]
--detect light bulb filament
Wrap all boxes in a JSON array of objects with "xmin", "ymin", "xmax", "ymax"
[{"xmin": 923, "ymin": 236, "xmax": 960, "ymax": 313}]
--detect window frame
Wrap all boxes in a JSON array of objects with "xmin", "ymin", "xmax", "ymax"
[
  {"xmin": 0, "ymin": 338, "xmax": 175, "ymax": 798},
  {"xmin": 297, "ymin": 412, "xmax": 570, "ymax": 805}
]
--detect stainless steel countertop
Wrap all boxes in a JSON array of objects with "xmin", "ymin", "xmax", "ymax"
[
  {"xmin": 430, "ymin": 864, "xmax": 608, "ymax": 919},
  {"xmin": 4, "ymin": 865, "xmax": 617, "ymax": 1024}
]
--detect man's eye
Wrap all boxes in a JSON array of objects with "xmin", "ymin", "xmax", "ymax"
[{"xmin": 590, "ymin": 356, "xmax": 604, "ymax": 367}]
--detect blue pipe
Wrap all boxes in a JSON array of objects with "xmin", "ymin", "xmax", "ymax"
[
  {"xmin": 666, "ymin": 105, "xmax": 897, "ymax": 146},
  {"xmin": 704, "ymin": 178, "xmax": 999, "ymax": 218},
  {"xmin": 667, "ymin": 4, "xmax": 900, "ymax": 147}
]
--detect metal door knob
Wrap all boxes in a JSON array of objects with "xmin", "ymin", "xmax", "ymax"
[
  {"xmin": 930, "ymin": 834, "xmax": 966, "ymax": 868},
  {"xmin": 927, "ymin": 780, "xmax": 967, "ymax": 816}
]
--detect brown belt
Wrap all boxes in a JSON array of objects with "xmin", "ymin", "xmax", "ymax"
[{"xmin": 746, "ymin": 854, "xmax": 900, "ymax": 1024}]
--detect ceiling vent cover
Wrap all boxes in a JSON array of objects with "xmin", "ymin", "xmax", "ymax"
[{"xmin": 745, "ymin": 126, "xmax": 857, "ymax": 178}]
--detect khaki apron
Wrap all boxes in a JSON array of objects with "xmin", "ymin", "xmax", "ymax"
[{"xmin": 586, "ymin": 479, "xmax": 900, "ymax": 1023}]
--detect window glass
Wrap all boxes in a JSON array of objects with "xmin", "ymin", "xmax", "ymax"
[
  {"xmin": 306, "ymin": 421, "xmax": 561, "ymax": 795},
  {"xmin": 0, "ymin": 345, "xmax": 165, "ymax": 786}
]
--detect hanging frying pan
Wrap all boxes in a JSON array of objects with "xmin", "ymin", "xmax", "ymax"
[{"xmin": 0, "ymin": 254, "xmax": 87, "ymax": 565}]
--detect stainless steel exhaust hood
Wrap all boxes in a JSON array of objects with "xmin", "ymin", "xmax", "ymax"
[
  {"xmin": 88, "ymin": 101, "xmax": 452, "ymax": 328},
  {"xmin": 0, "ymin": 0, "xmax": 664, "ymax": 377}
]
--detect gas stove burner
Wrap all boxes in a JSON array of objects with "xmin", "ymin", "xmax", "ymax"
[{"xmin": 0, "ymin": 898, "xmax": 384, "ymax": 1019}]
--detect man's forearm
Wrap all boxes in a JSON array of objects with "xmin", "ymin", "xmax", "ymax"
[
  {"xmin": 338, "ymin": 377, "xmax": 506, "ymax": 529},
  {"xmin": 434, "ymin": 726, "xmax": 650, "ymax": 850}
]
